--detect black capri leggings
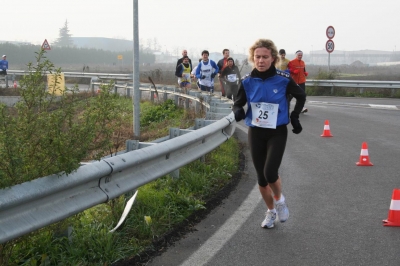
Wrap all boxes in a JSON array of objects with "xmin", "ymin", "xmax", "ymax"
[{"xmin": 248, "ymin": 125, "xmax": 288, "ymax": 187}]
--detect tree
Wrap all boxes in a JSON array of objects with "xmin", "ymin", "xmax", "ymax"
[{"xmin": 54, "ymin": 20, "xmax": 74, "ymax": 47}]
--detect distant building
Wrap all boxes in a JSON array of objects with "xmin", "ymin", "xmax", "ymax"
[
  {"xmin": 71, "ymin": 37, "xmax": 133, "ymax": 52},
  {"xmin": 308, "ymin": 50, "xmax": 400, "ymax": 66},
  {"xmin": 0, "ymin": 40, "xmax": 33, "ymax": 46}
]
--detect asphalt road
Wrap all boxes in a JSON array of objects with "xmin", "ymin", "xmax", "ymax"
[{"xmin": 147, "ymin": 96, "xmax": 400, "ymax": 266}]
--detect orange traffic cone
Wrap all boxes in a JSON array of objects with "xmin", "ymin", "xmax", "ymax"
[
  {"xmin": 13, "ymin": 80, "xmax": 17, "ymax": 88},
  {"xmin": 320, "ymin": 120, "xmax": 333, "ymax": 137},
  {"xmin": 356, "ymin": 142, "xmax": 373, "ymax": 166},
  {"xmin": 383, "ymin": 189, "xmax": 400, "ymax": 226}
]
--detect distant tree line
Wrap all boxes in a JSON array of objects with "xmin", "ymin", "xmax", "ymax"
[{"xmin": 0, "ymin": 42, "xmax": 155, "ymax": 68}]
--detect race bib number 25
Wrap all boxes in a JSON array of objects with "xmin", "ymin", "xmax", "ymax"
[{"xmin": 250, "ymin": 102, "xmax": 279, "ymax": 129}]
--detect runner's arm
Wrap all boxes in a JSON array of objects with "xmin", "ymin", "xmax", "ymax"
[
  {"xmin": 286, "ymin": 78, "xmax": 306, "ymax": 115},
  {"xmin": 232, "ymin": 81, "xmax": 247, "ymax": 112},
  {"xmin": 175, "ymin": 64, "xmax": 183, "ymax": 77}
]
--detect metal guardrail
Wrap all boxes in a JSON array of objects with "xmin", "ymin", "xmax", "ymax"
[
  {"xmin": 306, "ymin": 79, "xmax": 400, "ymax": 96},
  {"xmin": 7, "ymin": 70, "xmax": 132, "ymax": 80},
  {"xmin": 0, "ymin": 81, "xmax": 235, "ymax": 244},
  {"xmin": 6, "ymin": 69, "xmax": 400, "ymax": 95},
  {"xmin": 308, "ymin": 79, "xmax": 400, "ymax": 88},
  {"xmin": 0, "ymin": 74, "xmax": 9, "ymax": 88}
]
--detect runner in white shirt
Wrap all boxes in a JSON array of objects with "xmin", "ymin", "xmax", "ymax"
[{"xmin": 195, "ymin": 50, "xmax": 219, "ymax": 93}]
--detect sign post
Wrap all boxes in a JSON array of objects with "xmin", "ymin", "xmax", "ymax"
[
  {"xmin": 325, "ymin": 26, "xmax": 335, "ymax": 71},
  {"xmin": 133, "ymin": 0, "xmax": 140, "ymax": 138}
]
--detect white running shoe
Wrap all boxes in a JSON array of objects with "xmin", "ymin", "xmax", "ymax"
[
  {"xmin": 261, "ymin": 210, "xmax": 276, "ymax": 228},
  {"xmin": 276, "ymin": 201, "xmax": 289, "ymax": 222},
  {"xmin": 301, "ymin": 107, "xmax": 308, "ymax": 113}
]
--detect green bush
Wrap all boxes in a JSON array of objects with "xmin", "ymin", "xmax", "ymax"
[
  {"xmin": 140, "ymin": 99, "xmax": 179, "ymax": 127},
  {"xmin": 0, "ymin": 50, "xmax": 132, "ymax": 189}
]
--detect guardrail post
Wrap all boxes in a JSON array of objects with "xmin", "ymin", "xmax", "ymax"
[
  {"xmin": 184, "ymin": 90, "xmax": 190, "ymax": 109},
  {"xmin": 5, "ymin": 75, "xmax": 8, "ymax": 88},
  {"xmin": 54, "ymin": 225, "xmax": 73, "ymax": 243},
  {"xmin": 126, "ymin": 139, "xmax": 139, "ymax": 151},
  {"xmin": 114, "ymin": 83, "xmax": 118, "ymax": 94},
  {"xmin": 125, "ymin": 140, "xmax": 140, "ymax": 198},
  {"xmin": 150, "ymin": 91, "xmax": 155, "ymax": 103},
  {"xmin": 194, "ymin": 118, "xmax": 211, "ymax": 163},
  {"xmin": 391, "ymin": 89, "xmax": 395, "ymax": 97},
  {"xmin": 162, "ymin": 87, "xmax": 168, "ymax": 101},
  {"xmin": 331, "ymin": 86, "xmax": 334, "ymax": 95},
  {"xmin": 360, "ymin": 87, "xmax": 364, "ymax": 94},
  {"xmin": 168, "ymin": 128, "xmax": 181, "ymax": 178}
]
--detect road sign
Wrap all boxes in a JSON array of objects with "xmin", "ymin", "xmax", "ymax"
[
  {"xmin": 326, "ymin": 26, "xmax": 335, "ymax": 39},
  {"xmin": 41, "ymin": 39, "xmax": 51, "ymax": 50},
  {"xmin": 326, "ymin": 40, "xmax": 335, "ymax": 53}
]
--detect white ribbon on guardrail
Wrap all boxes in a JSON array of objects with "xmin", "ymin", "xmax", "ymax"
[{"xmin": 109, "ymin": 190, "xmax": 138, "ymax": 233}]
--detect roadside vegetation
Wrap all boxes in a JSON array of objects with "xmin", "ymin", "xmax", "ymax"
[
  {"xmin": 0, "ymin": 138, "xmax": 239, "ymax": 265},
  {"xmin": 0, "ymin": 50, "xmax": 134, "ymax": 189},
  {"xmin": 0, "ymin": 51, "xmax": 240, "ymax": 265}
]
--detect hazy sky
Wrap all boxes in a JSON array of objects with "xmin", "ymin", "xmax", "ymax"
[{"xmin": 4, "ymin": 0, "xmax": 400, "ymax": 57}]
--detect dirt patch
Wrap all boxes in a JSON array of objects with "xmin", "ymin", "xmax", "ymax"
[{"xmin": 113, "ymin": 146, "xmax": 246, "ymax": 266}]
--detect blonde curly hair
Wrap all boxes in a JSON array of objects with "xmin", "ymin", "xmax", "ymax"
[{"xmin": 248, "ymin": 39, "xmax": 280, "ymax": 68}]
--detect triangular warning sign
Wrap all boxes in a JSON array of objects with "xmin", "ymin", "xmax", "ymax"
[{"xmin": 41, "ymin": 39, "xmax": 51, "ymax": 50}]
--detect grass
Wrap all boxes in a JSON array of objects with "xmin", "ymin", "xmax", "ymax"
[{"xmin": 0, "ymin": 100, "xmax": 240, "ymax": 266}]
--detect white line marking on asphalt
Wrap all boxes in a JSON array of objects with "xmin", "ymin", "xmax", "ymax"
[
  {"xmin": 369, "ymin": 104, "xmax": 398, "ymax": 109},
  {"xmin": 305, "ymin": 105, "xmax": 327, "ymax": 108},
  {"xmin": 308, "ymin": 101, "xmax": 328, "ymax": 104},
  {"xmin": 180, "ymin": 123, "xmax": 260, "ymax": 266},
  {"xmin": 180, "ymin": 184, "xmax": 260, "ymax": 266}
]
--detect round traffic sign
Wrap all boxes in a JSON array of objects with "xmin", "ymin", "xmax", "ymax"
[
  {"xmin": 326, "ymin": 40, "xmax": 335, "ymax": 53},
  {"xmin": 326, "ymin": 26, "xmax": 335, "ymax": 39}
]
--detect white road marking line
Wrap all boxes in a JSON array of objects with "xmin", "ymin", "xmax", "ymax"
[
  {"xmin": 305, "ymin": 105, "xmax": 327, "ymax": 108},
  {"xmin": 369, "ymin": 104, "xmax": 398, "ymax": 110},
  {"xmin": 180, "ymin": 184, "xmax": 261, "ymax": 266},
  {"xmin": 180, "ymin": 122, "xmax": 260, "ymax": 266}
]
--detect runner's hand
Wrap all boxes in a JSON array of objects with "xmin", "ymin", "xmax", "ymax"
[{"xmin": 234, "ymin": 108, "xmax": 246, "ymax": 122}]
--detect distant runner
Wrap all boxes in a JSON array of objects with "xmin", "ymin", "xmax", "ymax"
[
  {"xmin": 195, "ymin": 50, "xmax": 219, "ymax": 93},
  {"xmin": 288, "ymin": 50, "xmax": 308, "ymax": 113},
  {"xmin": 220, "ymin": 57, "xmax": 241, "ymax": 100}
]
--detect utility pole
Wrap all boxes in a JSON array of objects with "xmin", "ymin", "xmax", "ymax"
[{"xmin": 133, "ymin": 0, "xmax": 140, "ymax": 138}]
